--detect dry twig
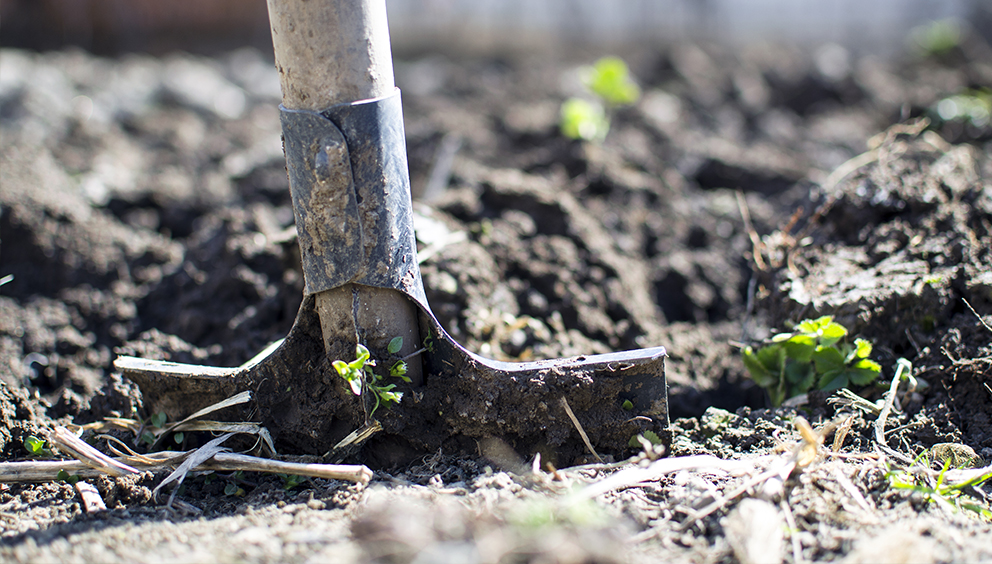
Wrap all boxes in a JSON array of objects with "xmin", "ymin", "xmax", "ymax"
[
  {"xmin": 560, "ymin": 397, "xmax": 603, "ymax": 463},
  {"xmin": 963, "ymin": 298, "xmax": 992, "ymax": 334},
  {"xmin": 51, "ymin": 426, "xmax": 140, "ymax": 477},
  {"xmin": 874, "ymin": 359, "xmax": 914, "ymax": 464},
  {"xmin": 0, "ymin": 447, "xmax": 373, "ymax": 485}
]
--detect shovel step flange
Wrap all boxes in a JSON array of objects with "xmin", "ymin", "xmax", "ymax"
[{"xmin": 117, "ymin": 293, "xmax": 668, "ymax": 464}]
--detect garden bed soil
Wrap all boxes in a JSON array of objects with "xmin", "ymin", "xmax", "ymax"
[{"xmin": 1, "ymin": 35, "xmax": 991, "ymax": 562}]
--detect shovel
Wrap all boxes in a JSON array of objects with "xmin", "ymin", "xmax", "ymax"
[{"xmin": 115, "ymin": 0, "xmax": 668, "ymax": 466}]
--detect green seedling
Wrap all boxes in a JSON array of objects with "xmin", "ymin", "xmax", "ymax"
[
  {"xmin": 560, "ymin": 98, "xmax": 610, "ymax": 142},
  {"xmin": 277, "ymin": 473, "xmax": 306, "ymax": 491},
  {"xmin": 888, "ymin": 455, "xmax": 992, "ymax": 520},
  {"xmin": 584, "ymin": 56, "xmax": 641, "ymax": 106},
  {"xmin": 387, "ymin": 336, "xmax": 408, "ymax": 378},
  {"xmin": 140, "ymin": 411, "xmax": 178, "ymax": 448},
  {"xmin": 23, "ymin": 435, "xmax": 52, "ymax": 457},
  {"xmin": 224, "ymin": 470, "xmax": 246, "ymax": 497},
  {"xmin": 56, "ymin": 469, "xmax": 80, "ymax": 486},
  {"xmin": 742, "ymin": 316, "xmax": 882, "ymax": 407},
  {"xmin": 560, "ymin": 56, "xmax": 641, "ymax": 142},
  {"xmin": 423, "ymin": 328, "xmax": 436, "ymax": 354},
  {"xmin": 150, "ymin": 411, "xmax": 167, "ymax": 428},
  {"xmin": 332, "ymin": 341, "xmax": 409, "ymax": 418},
  {"xmin": 387, "ymin": 336, "xmax": 404, "ymax": 354},
  {"xmin": 224, "ymin": 482, "xmax": 245, "ymax": 497}
]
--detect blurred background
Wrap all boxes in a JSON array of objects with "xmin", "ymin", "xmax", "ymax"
[{"xmin": 1, "ymin": 0, "xmax": 990, "ymax": 56}]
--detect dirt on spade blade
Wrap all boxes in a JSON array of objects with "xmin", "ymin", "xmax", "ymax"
[{"xmin": 1, "ymin": 35, "xmax": 991, "ymax": 563}]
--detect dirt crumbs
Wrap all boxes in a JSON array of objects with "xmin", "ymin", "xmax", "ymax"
[{"xmin": 2, "ymin": 31, "xmax": 992, "ymax": 564}]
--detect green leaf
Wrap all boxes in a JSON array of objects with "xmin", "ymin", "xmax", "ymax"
[
  {"xmin": 279, "ymin": 473, "xmax": 305, "ymax": 490},
  {"xmin": 794, "ymin": 365, "xmax": 817, "ymax": 392},
  {"xmin": 24, "ymin": 435, "xmax": 46, "ymax": 455},
  {"xmin": 332, "ymin": 359, "xmax": 350, "ymax": 377},
  {"xmin": 355, "ymin": 344, "xmax": 370, "ymax": 364},
  {"xmin": 818, "ymin": 321, "xmax": 848, "ymax": 346},
  {"xmin": 378, "ymin": 389, "xmax": 403, "ymax": 405},
  {"xmin": 387, "ymin": 336, "xmax": 404, "ymax": 355},
  {"xmin": 818, "ymin": 370, "xmax": 848, "ymax": 392},
  {"xmin": 783, "ymin": 333, "xmax": 816, "ymax": 363},
  {"xmin": 795, "ymin": 316, "xmax": 847, "ymax": 345},
  {"xmin": 151, "ymin": 412, "xmax": 167, "ymax": 428},
  {"xmin": 622, "ymin": 399, "xmax": 634, "ymax": 411},
  {"xmin": 784, "ymin": 361, "xmax": 813, "ymax": 386},
  {"xmin": 847, "ymin": 359, "xmax": 882, "ymax": 385},
  {"xmin": 755, "ymin": 343, "xmax": 786, "ymax": 373},
  {"xmin": 57, "ymin": 469, "xmax": 80, "ymax": 485},
  {"xmin": 560, "ymin": 98, "xmax": 609, "ymax": 142},
  {"xmin": 348, "ymin": 378, "xmax": 363, "ymax": 396},
  {"xmin": 584, "ymin": 57, "xmax": 641, "ymax": 106},
  {"xmin": 390, "ymin": 360, "xmax": 408, "ymax": 379},
  {"xmin": 743, "ymin": 347, "xmax": 777, "ymax": 387},
  {"xmin": 853, "ymin": 338, "xmax": 873, "ymax": 359},
  {"xmin": 796, "ymin": 316, "xmax": 831, "ymax": 334},
  {"xmin": 812, "ymin": 346, "xmax": 846, "ymax": 375},
  {"xmin": 173, "ymin": 432, "xmax": 184, "ymax": 444}
]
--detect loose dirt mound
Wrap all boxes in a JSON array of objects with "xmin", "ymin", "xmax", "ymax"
[{"xmin": 1, "ymin": 36, "xmax": 991, "ymax": 562}]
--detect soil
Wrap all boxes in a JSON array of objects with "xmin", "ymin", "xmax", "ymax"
[{"xmin": 1, "ymin": 32, "xmax": 992, "ymax": 563}]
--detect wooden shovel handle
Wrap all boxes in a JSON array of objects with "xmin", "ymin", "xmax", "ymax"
[
  {"xmin": 266, "ymin": 0, "xmax": 395, "ymax": 110},
  {"xmin": 264, "ymin": 0, "xmax": 423, "ymax": 387}
]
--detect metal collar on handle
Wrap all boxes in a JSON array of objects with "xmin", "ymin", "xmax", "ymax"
[{"xmin": 281, "ymin": 89, "xmax": 426, "ymax": 305}]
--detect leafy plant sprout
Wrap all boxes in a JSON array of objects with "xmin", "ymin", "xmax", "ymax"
[
  {"xmin": 23, "ymin": 435, "xmax": 52, "ymax": 457},
  {"xmin": 742, "ymin": 316, "xmax": 882, "ymax": 407},
  {"xmin": 277, "ymin": 473, "xmax": 306, "ymax": 491},
  {"xmin": 887, "ymin": 453, "xmax": 992, "ymax": 520},
  {"xmin": 560, "ymin": 56, "xmax": 641, "ymax": 142},
  {"xmin": 332, "ymin": 338, "xmax": 414, "ymax": 418}
]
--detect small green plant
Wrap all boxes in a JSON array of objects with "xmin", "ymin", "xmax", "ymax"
[
  {"xmin": 56, "ymin": 469, "xmax": 80, "ymax": 486},
  {"xmin": 23, "ymin": 435, "xmax": 52, "ymax": 457},
  {"xmin": 224, "ymin": 482, "xmax": 245, "ymax": 497},
  {"xmin": 560, "ymin": 56, "xmax": 641, "ymax": 142},
  {"xmin": 888, "ymin": 454, "xmax": 992, "ymax": 520},
  {"xmin": 742, "ymin": 316, "xmax": 882, "ymax": 406},
  {"xmin": 560, "ymin": 98, "xmax": 610, "ymax": 142},
  {"xmin": 332, "ymin": 341, "xmax": 410, "ymax": 417},
  {"xmin": 224, "ymin": 470, "xmax": 246, "ymax": 497},
  {"xmin": 584, "ymin": 56, "xmax": 641, "ymax": 106},
  {"xmin": 277, "ymin": 473, "xmax": 306, "ymax": 491},
  {"xmin": 423, "ymin": 328, "xmax": 436, "ymax": 354},
  {"xmin": 150, "ymin": 412, "xmax": 167, "ymax": 428},
  {"xmin": 140, "ymin": 411, "xmax": 173, "ymax": 447}
]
